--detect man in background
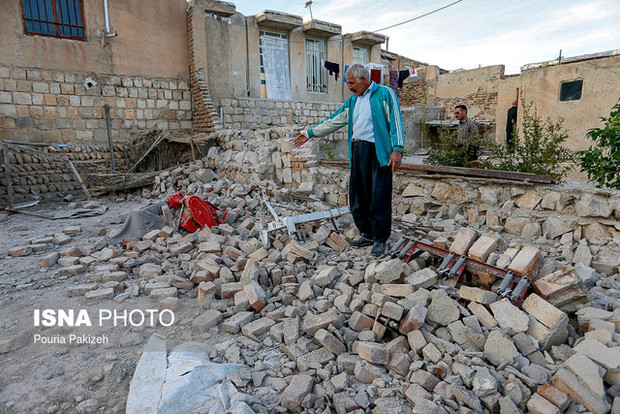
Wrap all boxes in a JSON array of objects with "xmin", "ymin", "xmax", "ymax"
[
  {"xmin": 506, "ymin": 100, "xmax": 518, "ymax": 152},
  {"xmin": 454, "ymin": 104, "xmax": 480, "ymax": 162}
]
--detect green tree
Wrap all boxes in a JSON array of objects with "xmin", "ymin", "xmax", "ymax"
[
  {"xmin": 577, "ymin": 100, "xmax": 620, "ymax": 189},
  {"xmin": 491, "ymin": 100, "xmax": 574, "ymax": 180}
]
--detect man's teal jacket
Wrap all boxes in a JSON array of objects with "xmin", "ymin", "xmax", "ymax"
[{"xmin": 307, "ymin": 82, "xmax": 405, "ymax": 166}]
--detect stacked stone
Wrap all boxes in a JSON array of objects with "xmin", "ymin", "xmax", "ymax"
[
  {"xmin": 0, "ymin": 144, "xmax": 127, "ymax": 198},
  {"xmin": 22, "ymin": 173, "xmax": 614, "ymax": 413},
  {"xmin": 219, "ymin": 97, "xmax": 344, "ymax": 135}
]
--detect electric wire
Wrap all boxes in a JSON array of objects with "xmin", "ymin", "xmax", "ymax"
[{"xmin": 373, "ymin": 0, "xmax": 463, "ymax": 32}]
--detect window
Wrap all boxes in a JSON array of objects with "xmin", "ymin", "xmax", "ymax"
[
  {"xmin": 560, "ymin": 79, "xmax": 583, "ymax": 101},
  {"xmin": 259, "ymin": 30, "xmax": 291, "ymax": 100},
  {"xmin": 352, "ymin": 47, "xmax": 369, "ymax": 65},
  {"xmin": 22, "ymin": 0, "xmax": 85, "ymax": 40},
  {"xmin": 306, "ymin": 39, "xmax": 326, "ymax": 93}
]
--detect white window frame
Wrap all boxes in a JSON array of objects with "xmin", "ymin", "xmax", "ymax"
[
  {"xmin": 306, "ymin": 39, "xmax": 326, "ymax": 93},
  {"xmin": 352, "ymin": 47, "xmax": 369, "ymax": 65}
]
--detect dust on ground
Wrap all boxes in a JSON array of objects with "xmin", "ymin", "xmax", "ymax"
[{"xmin": 0, "ymin": 197, "xmax": 227, "ymax": 414}]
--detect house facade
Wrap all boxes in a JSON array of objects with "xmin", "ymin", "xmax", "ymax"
[
  {"xmin": 399, "ymin": 50, "xmax": 620, "ymax": 151},
  {"xmin": 0, "ymin": 0, "xmax": 191, "ymax": 144}
]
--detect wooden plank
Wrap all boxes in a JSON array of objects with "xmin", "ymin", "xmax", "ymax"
[
  {"xmin": 127, "ymin": 132, "xmax": 167, "ymax": 173},
  {"xmin": 319, "ymin": 159, "xmax": 555, "ymax": 184},
  {"xmin": 2, "ymin": 145, "xmax": 15, "ymax": 209},
  {"xmin": 68, "ymin": 160, "xmax": 93, "ymax": 201}
]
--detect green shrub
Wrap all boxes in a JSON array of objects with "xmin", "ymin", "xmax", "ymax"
[
  {"xmin": 490, "ymin": 100, "xmax": 575, "ymax": 180},
  {"xmin": 424, "ymin": 126, "xmax": 489, "ymax": 167},
  {"xmin": 577, "ymin": 100, "xmax": 620, "ymax": 189}
]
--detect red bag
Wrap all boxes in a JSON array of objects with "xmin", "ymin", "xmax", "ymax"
[{"xmin": 166, "ymin": 193, "xmax": 228, "ymax": 233}]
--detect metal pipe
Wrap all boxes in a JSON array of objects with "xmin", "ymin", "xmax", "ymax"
[
  {"xmin": 103, "ymin": 0, "xmax": 117, "ymax": 37},
  {"xmin": 104, "ymin": 104, "xmax": 116, "ymax": 171}
]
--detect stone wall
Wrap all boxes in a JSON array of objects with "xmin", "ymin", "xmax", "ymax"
[
  {"xmin": 0, "ymin": 66, "xmax": 193, "ymax": 144},
  {"xmin": 199, "ymin": 126, "xmax": 620, "ymax": 274},
  {"xmin": 220, "ymin": 98, "xmax": 345, "ymax": 134},
  {"xmin": 0, "ymin": 143, "xmax": 129, "ymax": 203}
]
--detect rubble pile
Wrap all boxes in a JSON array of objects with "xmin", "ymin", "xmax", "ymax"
[{"xmin": 38, "ymin": 166, "xmax": 619, "ymax": 413}]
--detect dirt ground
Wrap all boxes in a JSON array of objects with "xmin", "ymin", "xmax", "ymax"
[{"xmin": 0, "ymin": 196, "xmax": 236, "ymax": 414}]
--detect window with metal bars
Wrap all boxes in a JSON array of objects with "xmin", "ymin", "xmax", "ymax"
[
  {"xmin": 21, "ymin": 0, "xmax": 86, "ymax": 40},
  {"xmin": 306, "ymin": 39, "xmax": 326, "ymax": 93}
]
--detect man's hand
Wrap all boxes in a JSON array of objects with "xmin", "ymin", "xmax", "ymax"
[
  {"xmin": 293, "ymin": 134, "xmax": 309, "ymax": 148},
  {"xmin": 388, "ymin": 150, "xmax": 402, "ymax": 172}
]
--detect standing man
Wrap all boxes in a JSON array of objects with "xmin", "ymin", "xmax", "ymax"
[
  {"xmin": 506, "ymin": 100, "xmax": 518, "ymax": 152},
  {"xmin": 293, "ymin": 64, "xmax": 405, "ymax": 257},
  {"xmin": 454, "ymin": 104, "xmax": 480, "ymax": 162}
]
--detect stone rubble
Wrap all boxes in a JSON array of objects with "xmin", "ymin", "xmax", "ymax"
[{"xmin": 6, "ymin": 155, "xmax": 620, "ymax": 413}]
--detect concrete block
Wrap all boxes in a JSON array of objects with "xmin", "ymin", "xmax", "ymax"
[
  {"xmin": 508, "ymin": 246, "xmax": 541, "ymax": 275},
  {"xmin": 314, "ymin": 329, "xmax": 346, "ymax": 355},
  {"xmin": 348, "ymin": 311, "xmax": 374, "ymax": 331},
  {"xmin": 404, "ymin": 268, "xmax": 438, "ymax": 289},
  {"xmin": 526, "ymin": 393, "xmax": 561, "ymax": 414},
  {"xmin": 536, "ymin": 384, "xmax": 569, "ymax": 410},
  {"xmin": 483, "ymin": 330, "xmax": 519, "ymax": 366},
  {"xmin": 222, "ymin": 311, "xmax": 254, "ymax": 334},
  {"xmin": 244, "ymin": 280, "xmax": 266, "ymax": 311},
  {"xmin": 191, "ymin": 309, "xmax": 223, "ymax": 332},
  {"xmin": 410, "ymin": 369, "xmax": 440, "ymax": 392},
  {"xmin": 407, "ymin": 330, "xmax": 427, "ymax": 355},
  {"xmin": 553, "ymin": 365, "xmax": 611, "ymax": 414},
  {"xmin": 84, "ymin": 288, "xmax": 114, "ymax": 301},
  {"xmin": 297, "ymin": 347, "xmax": 334, "ymax": 372},
  {"xmin": 398, "ymin": 305, "xmax": 427, "ymax": 334},
  {"xmin": 302, "ymin": 309, "xmax": 340, "ymax": 336},
  {"xmin": 490, "ymin": 298, "xmax": 530, "ymax": 335},
  {"xmin": 468, "ymin": 302, "xmax": 498, "ymax": 329},
  {"xmin": 380, "ymin": 284, "xmax": 414, "ymax": 297},
  {"xmin": 450, "ymin": 228, "xmax": 477, "ymax": 255},
  {"xmin": 381, "ymin": 302, "xmax": 404, "ymax": 320},
  {"xmin": 468, "ymin": 234, "xmax": 499, "ymax": 261},
  {"xmin": 386, "ymin": 352, "xmax": 410, "ymax": 377},
  {"xmin": 242, "ymin": 317, "xmax": 275, "ymax": 338},
  {"xmin": 280, "ymin": 375, "xmax": 314, "ymax": 412},
  {"xmin": 522, "ymin": 293, "xmax": 568, "ymax": 330},
  {"xmin": 353, "ymin": 341, "xmax": 391, "ymax": 365},
  {"xmin": 427, "ymin": 290, "xmax": 459, "ymax": 326},
  {"xmin": 458, "ymin": 285, "xmax": 497, "ymax": 304}
]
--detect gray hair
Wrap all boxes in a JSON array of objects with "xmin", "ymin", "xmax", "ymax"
[{"xmin": 345, "ymin": 64, "xmax": 369, "ymax": 82}]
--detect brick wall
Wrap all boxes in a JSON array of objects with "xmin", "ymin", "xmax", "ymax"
[
  {"xmin": 0, "ymin": 66, "xmax": 192, "ymax": 144},
  {"xmin": 187, "ymin": 7, "xmax": 221, "ymax": 133}
]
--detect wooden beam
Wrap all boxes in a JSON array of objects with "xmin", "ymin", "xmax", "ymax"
[
  {"xmin": 127, "ymin": 131, "xmax": 167, "ymax": 173},
  {"xmin": 68, "ymin": 160, "xmax": 93, "ymax": 201},
  {"xmin": 319, "ymin": 159, "xmax": 555, "ymax": 184}
]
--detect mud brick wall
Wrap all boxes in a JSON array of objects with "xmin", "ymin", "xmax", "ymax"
[
  {"xmin": 0, "ymin": 143, "xmax": 129, "ymax": 202},
  {"xmin": 0, "ymin": 66, "xmax": 193, "ymax": 144},
  {"xmin": 398, "ymin": 78, "xmax": 429, "ymax": 107}
]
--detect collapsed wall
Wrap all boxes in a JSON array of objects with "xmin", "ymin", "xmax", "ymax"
[{"xmin": 191, "ymin": 126, "xmax": 620, "ymax": 283}]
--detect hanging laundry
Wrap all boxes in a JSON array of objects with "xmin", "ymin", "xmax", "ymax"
[
  {"xmin": 398, "ymin": 70, "xmax": 410, "ymax": 88},
  {"xmin": 389, "ymin": 70, "xmax": 399, "ymax": 91},
  {"xmin": 324, "ymin": 61, "xmax": 340, "ymax": 81},
  {"xmin": 370, "ymin": 69, "xmax": 382, "ymax": 84},
  {"xmin": 411, "ymin": 67, "xmax": 418, "ymax": 77}
]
